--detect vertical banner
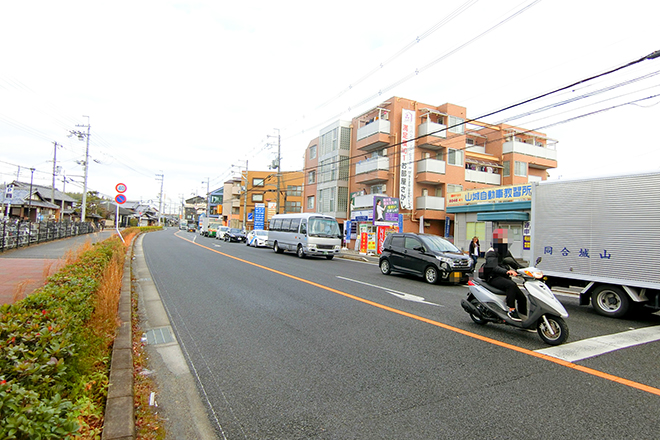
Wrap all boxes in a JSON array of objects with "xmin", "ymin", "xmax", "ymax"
[
  {"xmin": 360, "ymin": 232, "xmax": 368, "ymax": 254},
  {"xmin": 399, "ymin": 109, "xmax": 416, "ymax": 210},
  {"xmin": 254, "ymin": 203, "xmax": 265, "ymax": 230}
]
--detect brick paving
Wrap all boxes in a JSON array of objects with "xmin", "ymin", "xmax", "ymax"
[
  {"xmin": 0, "ymin": 231, "xmax": 115, "ymax": 306},
  {"xmin": 0, "ymin": 258, "xmax": 63, "ymax": 306}
]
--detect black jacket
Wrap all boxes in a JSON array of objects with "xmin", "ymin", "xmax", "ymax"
[{"xmin": 482, "ymin": 248, "xmax": 519, "ymax": 281}]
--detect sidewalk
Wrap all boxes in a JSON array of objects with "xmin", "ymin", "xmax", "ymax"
[{"xmin": 0, "ymin": 230, "xmax": 117, "ymax": 306}]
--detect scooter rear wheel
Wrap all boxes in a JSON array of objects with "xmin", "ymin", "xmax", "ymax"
[
  {"xmin": 469, "ymin": 313, "xmax": 488, "ymax": 325},
  {"xmin": 537, "ymin": 315, "xmax": 569, "ymax": 346}
]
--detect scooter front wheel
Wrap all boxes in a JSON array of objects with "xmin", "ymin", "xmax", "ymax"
[{"xmin": 537, "ymin": 315, "xmax": 569, "ymax": 346}]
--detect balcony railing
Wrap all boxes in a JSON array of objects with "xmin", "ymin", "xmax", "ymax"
[
  {"xmin": 416, "ymin": 195, "xmax": 445, "ymax": 211},
  {"xmin": 417, "ymin": 158, "xmax": 446, "ymax": 175},
  {"xmin": 356, "ymin": 156, "xmax": 389, "ymax": 174},
  {"xmin": 418, "ymin": 121, "xmax": 447, "ymax": 139},
  {"xmin": 465, "ymin": 169, "xmax": 501, "ymax": 185},
  {"xmin": 503, "ymin": 140, "xmax": 557, "ymax": 161},
  {"xmin": 357, "ymin": 119, "xmax": 391, "ymax": 141}
]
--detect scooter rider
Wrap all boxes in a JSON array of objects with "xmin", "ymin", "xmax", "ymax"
[{"xmin": 483, "ymin": 229, "xmax": 526, "ymax": 321}]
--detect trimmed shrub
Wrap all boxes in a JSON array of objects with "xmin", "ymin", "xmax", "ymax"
[{"xmin": 0, "ymin": 237, "xmax": 126, "ymax": 439}]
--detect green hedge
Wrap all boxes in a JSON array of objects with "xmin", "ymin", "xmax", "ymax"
[{"xmin": 0, "ymin": 237, "xmax": 126, "ymax": 439}]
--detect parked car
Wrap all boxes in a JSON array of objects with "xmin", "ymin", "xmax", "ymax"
[
  {"xmin": 186, "ymin": 221, "xmax": 197, "ymax": 232},
  {"xmin": 379, "ymin": 233, "xmax": 473, "ymax": 284},
  {"xmin": 246, "ymin": 229, "xmax": 269, "ymax": 247},
  {"xmin": 224, "ymin": 228, "xmax": 246, "ymax": 243},
  {"xmin": 179, "ymin": 222, "xmax": 187, "ymax": 230},
  {"xmin": 215, "ymin": 226, "xmax": 230, "ymax": 240}
]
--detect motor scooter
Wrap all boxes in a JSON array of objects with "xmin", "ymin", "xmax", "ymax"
[{"xmin": 460, "ymin": 258, "xmax": 569, "ymax": 345}]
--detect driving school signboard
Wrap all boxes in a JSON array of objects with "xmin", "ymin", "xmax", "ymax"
[{"xmin": 446, "ymin": 183, "xmax": 533, "ymax": 206}]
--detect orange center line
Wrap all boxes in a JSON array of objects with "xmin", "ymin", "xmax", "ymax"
[{"xmin": 175, "ymin": 232, "xmax": 660, "ymax": 397}]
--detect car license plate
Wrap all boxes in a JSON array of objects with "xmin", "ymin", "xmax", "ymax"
[{"xmin": 450, "ymin": 271, "xmax": 461, "ymax": 281}]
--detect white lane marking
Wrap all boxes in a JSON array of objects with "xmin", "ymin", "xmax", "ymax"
[
  {"xmin": 337, "ymin": 276, "xmax": 442, "ymax": 307},
  {"xmin": 535, "ymin": 325, "xmax": 660, "ymax": 362}
]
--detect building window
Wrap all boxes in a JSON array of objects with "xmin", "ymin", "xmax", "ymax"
[
  {"xmin": 308, "ymin": 170, "xmax": 316, "ymax": 184},
  {"xmin": 252, "ymin": 193, "xmax": 264, "ymax": 202},
  {"xmin": 337, "ymin": 186, "xmax": 348, "ymax": 214},
  {"xmin": 448, "ymin": 116, "xmax": 465, "ymax": 134},
  {"xmin": 502, "ymin": 161, "xmax": 510, "ymax": 177},
  {"xmin": 285, "ymin": 201, "xmax": 301, "ymax": 213},
  {"xmin": 339, "ymin": 156, "xmax": 349, "ymax": 181},
  {"xmin": 371, "ymin": 184, "xmax": 385, "ymax": 194},
  {"xmin": 448, "ymin": 148, "xmax": 463, "ymax": 166},
  {"xmin": 307, "ymin": 195, "xmax": 315, "ymax": 210},
  {"xmin": 309, "ymin": 145, "xmax": 317, "ymax": 159},
  {"xmin": 252, "ymin": 178, "xmax": 265, "ymax": 187},
  {"xmin": 514, "ymin": 161, "xmax": 527, "ymax": 177},
  {"xmin": 287, "ymin": 185, "xmax": 302, "ymax": 197},
  {"xmin": 318, "ymin": 187, "xmax": 336, "ymax": 212},
  {"xmin": 447, "ymin": 184, "xmax": 463, "ymax": 194},
  {"xmin": 340, "ymin": 127, "xmax": 351, "ymax": 150}
]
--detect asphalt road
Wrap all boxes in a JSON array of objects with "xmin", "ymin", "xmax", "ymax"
[{"xmin": 142, "ymin": 228, "xmax": 660, "ymax": 439}]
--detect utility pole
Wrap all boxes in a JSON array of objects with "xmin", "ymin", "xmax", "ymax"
[
  {"xmin": 51, "ymin": 141, "xmax": 61, "ymax": 205},
  {"xmin": 27, "ymin": 168, "xmax": 35, "ymax": 221},
  {"xmin": 202, "ymin": 178, "xmax": 210, "ymax": 218},
  {"xmin": 267, "ymin": 128, "xmax": 281, "ymax": 214},
  {"xmin": 156, "ymin": 173, "xmax": 164, "ymax": 226},
  {"xmin": 71, "ymin": 116, "xmax": 90, "ymax": 223}
]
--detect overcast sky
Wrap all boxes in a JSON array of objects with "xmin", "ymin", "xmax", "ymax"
[{"xmin": 1, "ymin": 0, "xmax": 658, "ymax": 212}]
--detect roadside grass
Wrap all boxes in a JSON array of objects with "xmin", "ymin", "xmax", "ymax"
[{"xmin": 0, "ymin": 226, "xmax": 161, "ymax": 439}]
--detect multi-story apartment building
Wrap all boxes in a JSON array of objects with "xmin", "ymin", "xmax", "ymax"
[
  {"xmin": 303, "ymin": 95, "xmax": 557, "ymax": 253},
  {"xmin": 223, "ymin": 171, "xmax": 304, "ymax": 230},
  {"xmin": 303, "ymin": 121, "xmax": 351, "ymax": 220}
]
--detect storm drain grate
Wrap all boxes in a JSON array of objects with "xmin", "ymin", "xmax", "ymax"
[{"xmin": 144, "ymin": 327, "xmax": 174, "ymax": 345}]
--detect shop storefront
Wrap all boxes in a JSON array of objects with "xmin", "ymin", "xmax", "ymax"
[
  {"xmin": 348, "ymin": 194, "xmax": 400, "ymax": 255},
  {"xmin": 447, "ymin": 184, "xmax": 533, "ymax": 262}
]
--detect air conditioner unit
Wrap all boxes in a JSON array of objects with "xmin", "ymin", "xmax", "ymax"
[{"xmin": 424, "ymin": 221, "xmax": 431, "ymax": 227}]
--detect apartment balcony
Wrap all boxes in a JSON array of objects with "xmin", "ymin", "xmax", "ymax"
[
  {"xmin": 356, "ymin": 119, "xmax": 391, "ymax": 152},
  {"xmin": 416, "ymin": 158, "xmax": 446, "ymax": 184},
  {"xmin": 503, "ymin": 140, "xmax": 557, "ymax": 163},
  {"xmin": 416, "ymin": 195, "xmax": 445, "ymax": 211},
  {"xmin": 355, "ymin": 156, "xmax": 389, "ymax": 185},
  {"xmin": 465, "ymin": 144, "xmax": 486, "ymax": 154},
  {"xmin": 465, "ymin": 169, "xmax": 501, "ymax": 185},
  {"xmin": 231, "ymin": 186, "xmax": 241, "ymax": 195},
  {"xmin": 231, "ymin": 198, "xmax": 241, "ymax": 208},
  {"xmin": 417, "ymin": 121, "xmax": 447, "ymax": 150}
]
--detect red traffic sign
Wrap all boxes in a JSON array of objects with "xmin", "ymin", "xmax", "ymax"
[
  {"xmin": 115, "ymin": 183, "xmax": 127, "ymax": 193},
  {"xmin": 115, "ymin": 194, "xmax": 127, "ymax": 204}
]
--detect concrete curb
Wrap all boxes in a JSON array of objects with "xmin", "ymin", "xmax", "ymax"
[{"xmin": 102, "ymin": 242, "xmax": 135, "ymax": 440}]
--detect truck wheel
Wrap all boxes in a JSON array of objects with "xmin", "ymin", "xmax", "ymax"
[
  {"xmin": 591, "ymin": 285, "xmax": 630, "ymax": 318},
  {"xmin": 537, "ymin": 315, "xmax": 569, "ymax": 345},
  {"xmin": 297, "ymin": 245, "xmax": 305, "ymax": 258},
  {"xmin": 424, "ymin": 266, "xmax": 439, "ymax": 284}
]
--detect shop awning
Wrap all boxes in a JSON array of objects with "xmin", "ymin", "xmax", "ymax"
[{"xmin": 477, "ymin": 211, "xmax": 529, "ymax": 221}]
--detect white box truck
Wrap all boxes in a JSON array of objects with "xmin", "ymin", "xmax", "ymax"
[{"xmin": 530, "ymin": 172, "xmax": 660, "ymax": 318}]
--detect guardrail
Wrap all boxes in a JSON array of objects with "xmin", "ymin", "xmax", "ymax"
[{"xmin": 0, "ymin": 220, "xmax": 96, "ymax": 252}]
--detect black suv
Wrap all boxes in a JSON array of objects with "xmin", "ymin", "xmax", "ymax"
[{"xmin": 379, "ymin": 233, "xmax": 472, "ymax": 284}]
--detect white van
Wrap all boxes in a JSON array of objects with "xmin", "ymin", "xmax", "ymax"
[{"xmin": 267, "ymin": 213, "xmax": 341, "ymax": 260}]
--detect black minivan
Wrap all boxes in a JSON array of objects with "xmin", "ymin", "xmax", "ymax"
[{"xmin": 379, "ymin": 233, "xmax": 473, "ymax": 284}]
